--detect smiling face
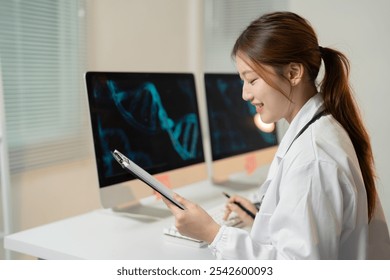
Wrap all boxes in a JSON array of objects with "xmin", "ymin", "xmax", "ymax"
[{"xmin": 236, "ymin": 55, "xmax": 294, "ymax": 124}]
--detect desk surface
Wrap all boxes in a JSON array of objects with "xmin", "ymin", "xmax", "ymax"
[{"xmin": 4, "ymin": 180, "xmax": 257, "ymax": 260}]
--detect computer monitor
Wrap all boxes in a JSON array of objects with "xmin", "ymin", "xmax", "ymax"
[
  {"xmin": 85, "ymin": 72, "xmax": 207, "ymax": 211},
  {"xmin": 204, "ymin": 73, "xmax": 278, "ymax": 187}
]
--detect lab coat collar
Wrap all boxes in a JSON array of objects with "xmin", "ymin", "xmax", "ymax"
[{"xmin": 275, "ymin": 93, "xmax": 325, "ymax": 161}]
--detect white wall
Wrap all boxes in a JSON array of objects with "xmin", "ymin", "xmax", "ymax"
[
  {"xmin": 86, "ymin": 0, "xmax": 199, "ymax": 72},
  {"xmin": 289, "ymin": 0, "xmax": 390, "ymax": 224}
]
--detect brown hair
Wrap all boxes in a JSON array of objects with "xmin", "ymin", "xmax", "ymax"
[{"xmin": 232, "ymin": 11, "xmax": 376, "ymax": 221}]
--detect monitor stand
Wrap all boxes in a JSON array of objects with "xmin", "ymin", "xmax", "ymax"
[
  {"xmin": 111, "ymin": 203, "xmax": 172, "ymax": 222},
  {"xmin": 99, "ymin": 182, "xmax": 172, "ymax": 222}
]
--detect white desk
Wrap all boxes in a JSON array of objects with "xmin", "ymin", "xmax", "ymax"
[{"xmin": 4, "ymin": 180, "xmax": 257, "ymax": 259}]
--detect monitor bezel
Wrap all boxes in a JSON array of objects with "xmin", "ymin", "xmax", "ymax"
[{"xmin": 85, "ymin": 71, "xmax": 206, "ymax": 190}]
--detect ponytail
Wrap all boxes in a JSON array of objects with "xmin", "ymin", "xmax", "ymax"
[{"xmin": 320, "ymin": 47, "xmax": 376, "ymax": 221}]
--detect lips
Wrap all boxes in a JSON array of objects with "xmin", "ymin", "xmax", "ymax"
[{"xmin": 253, "ymin": 102, "xmax": 264, "ymax": 113}]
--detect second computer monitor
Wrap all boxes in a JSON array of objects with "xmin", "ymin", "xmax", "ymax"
[{"xmin": 204, "ymin": 73, "xmax": 278, "ymax": 187}]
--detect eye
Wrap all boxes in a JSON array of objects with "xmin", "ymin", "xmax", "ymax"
[{"xmin": 249, "ymin": 78, "xmax": 257, "ymax": 85}]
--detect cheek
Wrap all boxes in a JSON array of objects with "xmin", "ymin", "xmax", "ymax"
[
  {"xmin": 252, "ymin": 80, "xmax": 269, "ymax": 98},
  {"xmin": 262, "ymin": 86, "xmax": 282, "ymax": 104},
  {"xmin": 269, "ymin": 94, "xmax": 287, "ymax": 111}
]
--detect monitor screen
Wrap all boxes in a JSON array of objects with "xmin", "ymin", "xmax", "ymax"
[
  {"xmin": 204, "ymin": 73, "xmax": 278, "ymax": 186},
  {"xmin": 85, "ymin": 72, "xmax": 206, "ymax": 208}
]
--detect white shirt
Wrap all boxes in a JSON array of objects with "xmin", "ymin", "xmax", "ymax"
[{"xmin": 209, "ymin": 93, "xmax": 390, "ymax": 259}]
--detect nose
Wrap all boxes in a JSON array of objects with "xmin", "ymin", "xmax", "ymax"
[{"xmin": 242, "ymin": 83, "xmax": 253, "ymax": 101}]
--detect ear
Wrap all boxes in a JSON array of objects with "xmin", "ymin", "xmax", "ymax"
[{"xmin": 286, "ymin": 62, "xmax": 304, "ymax": 86}]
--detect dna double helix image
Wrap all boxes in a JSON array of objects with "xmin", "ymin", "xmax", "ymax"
[
  {"xmin": 93, "ymin": 76, "xmax": 203, "ymax": 178},
  {"xmin": 107, "ymin": 80, "xmax": 199, "ymax": 160}
]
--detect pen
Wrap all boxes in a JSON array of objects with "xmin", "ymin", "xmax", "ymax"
[{"xmin": 223, "ymin": 192, "xmax": 256, "ymax": 219}]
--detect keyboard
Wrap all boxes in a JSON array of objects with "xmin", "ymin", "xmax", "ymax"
[{"xmin": 163, "ymin": 204, "xmax": 243, "ymax": 248}]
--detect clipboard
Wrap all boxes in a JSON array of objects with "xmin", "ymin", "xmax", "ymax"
[{"xmin": 111, "ymin": 149, "xmax": 185, "ymax": 210}]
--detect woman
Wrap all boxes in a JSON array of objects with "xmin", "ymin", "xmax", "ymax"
[{"xmin": 164, "ymin": 11, "xmax": 390, "ymax": 259}]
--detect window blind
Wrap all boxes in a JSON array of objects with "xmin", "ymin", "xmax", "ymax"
[
  {"xmin": 0, "ymin": 0, "xmax": 89, "ymax": 172},
  {"xmin": 204, "ymin": 0, "xmax": 288, "ymax": 72}
]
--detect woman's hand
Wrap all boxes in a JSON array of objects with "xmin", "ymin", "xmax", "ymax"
[
  {"xmin": 224, "ymin": 195, "xmax": 258, "ymax": 227},
  {"xmin": 163, "ymin": 193, "xmax": 221, "ymax": 244}
]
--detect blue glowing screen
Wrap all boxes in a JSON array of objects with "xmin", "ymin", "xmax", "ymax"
[
  {"xmin": 86, "ymin": 72, "xmax": 204, "ymax": 188},
  {"xmin": 204, "ymin": 73, "xmax": 277, "ymax": 161}
]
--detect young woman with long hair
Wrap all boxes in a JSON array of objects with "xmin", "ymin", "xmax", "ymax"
[{"xmin": 164, "ymin": 11, "xmax": 390, "ymax": 259}]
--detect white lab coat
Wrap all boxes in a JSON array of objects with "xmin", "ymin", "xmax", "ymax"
[{"xmin": 209, "ymin": 93, "xmax": 390, "ymax": 259}]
